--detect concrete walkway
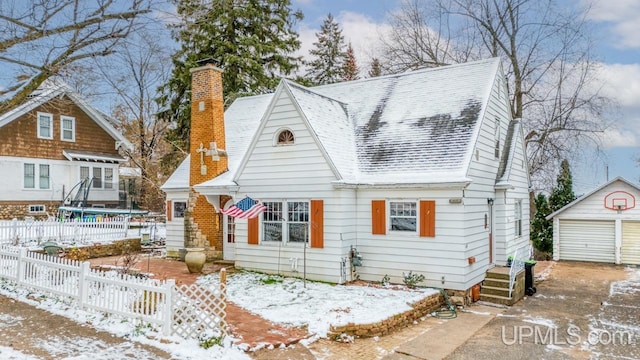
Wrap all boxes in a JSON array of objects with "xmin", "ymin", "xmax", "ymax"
[{"xmin": 383, "ymin": 305, "xmax": 504, "ymax": 360}]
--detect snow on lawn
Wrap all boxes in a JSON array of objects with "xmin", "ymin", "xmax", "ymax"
[
  {"xmin": 0, "ymin": 346, "xmax": 40, "ymax": 360},
  {"xmin": 609, "ymin": 267, "xmax": 640, "ymax": 296},
  {"xmin": 198, "ymin": 271, "xmax": 439, "ymax": 338}
]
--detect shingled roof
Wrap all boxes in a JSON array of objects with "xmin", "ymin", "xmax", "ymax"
[{"xmin": 167, "ymin": 58, "xmax": 503, "ymax": 190}]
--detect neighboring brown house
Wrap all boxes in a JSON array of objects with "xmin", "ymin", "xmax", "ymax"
[{"xmin": 0, "ymin": 79, "xmax": 133, "ymax": 219}]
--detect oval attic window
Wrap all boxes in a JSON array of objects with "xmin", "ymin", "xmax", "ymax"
[{"xmin": 277, "ymin": 129, "xmax": 295, "ymax": 145}]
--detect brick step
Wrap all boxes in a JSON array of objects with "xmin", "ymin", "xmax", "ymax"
[
  {"xmin": 480, "ymin": 285, "xmax": 511, "ymax": 297},
  {"xmin": 479, "ymin": 293, "xmax": 515, "ymax": 306},
  {"xmin": 483, "ymin": 278, "xmax": 511, "ymax": 288}
]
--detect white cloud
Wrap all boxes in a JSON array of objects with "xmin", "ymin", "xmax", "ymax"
[
  {"xmin": 596, "ymin": 63, "xmax": 640, "ymax": 147},
  {"xmin": 583, "ymin": 0, "xmax": 640, "ymax": 48},
  {"xmin": 295, "ymin": 11, "xmax": 390, "ymax": 76}
]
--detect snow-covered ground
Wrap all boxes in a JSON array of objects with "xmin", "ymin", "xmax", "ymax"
[
  {"xmin": 198, "ymin": 271, "xmax": 439, "ymax": 341},
  {"xmin": 0, "ymin": 268, "xmax": 438, "ymax": 359}
]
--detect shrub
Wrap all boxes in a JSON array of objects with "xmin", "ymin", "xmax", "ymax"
[{"xmin": 402, "ymin": 271, "xmax": 425, "ymax": 288}]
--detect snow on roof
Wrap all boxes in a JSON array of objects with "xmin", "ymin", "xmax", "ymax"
[
  {"xmin": 185, "ymin": 58, "xmax": 502, "ymax": 189},
  {"xmin": 309, "ymin": 58, "xmax": 499, "ymax": 183},
  {"xmin": 161, "ymin": 155, "xmax": 190, "ymax": 190}
]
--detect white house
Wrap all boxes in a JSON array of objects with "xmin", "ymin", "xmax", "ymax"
[
  {"xmin": 547, "ymin": 176, "xmax": 640, "ymax": 265},
  {"xmin": 162, "ymin": 58, "xmax": 531, "ymax": 291},
  {"xmin": 0, "ymin": 80, "xmax": 134, "ymax": 219}
]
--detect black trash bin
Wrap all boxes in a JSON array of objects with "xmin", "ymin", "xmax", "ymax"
[{"xmin": 525, "ymin": 261, "xmax": 537, "ymax": 296}]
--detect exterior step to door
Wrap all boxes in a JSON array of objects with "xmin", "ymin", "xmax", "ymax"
[{"xmin": 480, "ymin": 267, "xmax": 524, "ymax": 306}]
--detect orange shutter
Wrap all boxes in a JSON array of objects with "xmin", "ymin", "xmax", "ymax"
[
  {"xmin": 166, "ymin": 200, "xmax": 172, "ymax": 221},
  {"xmin": 310, "ymin": 200, "xmax": 324, "ymax": 248},
  {"xmin": 248, "ymin": 217, "xmax": 259, "ymax": 245},
  {"xmin": 371, "ymin": 200, "xmax": 386, "ymax": 235},
  {"xmin": 420, "ymin": 200, "xmax": 436, "ymax": 237}
]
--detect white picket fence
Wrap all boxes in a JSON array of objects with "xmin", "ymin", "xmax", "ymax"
[
  {"xmin": 0, "ymin": 218, "xmax": 129, "ymax": 246},
  {"xmin": 0, "ymin": 245, "xmax": 227, "ymax": 338}
]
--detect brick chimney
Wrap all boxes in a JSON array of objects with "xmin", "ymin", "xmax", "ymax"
[
  {"xmin": 189, "ymin": 63, "xmax": 227, "ymax": 184},
  {"xmin": 184, "ymin": 62, "xmax": 227, "ymax": 257}
]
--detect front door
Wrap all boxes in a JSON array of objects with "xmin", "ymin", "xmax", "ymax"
[{"xmin": 222, "ymin": 202, "xmax": 236, "ymax": 261}]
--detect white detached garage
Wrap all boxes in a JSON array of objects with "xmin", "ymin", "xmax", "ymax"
[{"xmin": 547, "ymin": 177, "xmax": 640, "ymax": 265}]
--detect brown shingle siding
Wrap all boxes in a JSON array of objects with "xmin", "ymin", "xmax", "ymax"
[{"xmin": 0, "ymin": 96, "xmax": 119, "ymax": 160}]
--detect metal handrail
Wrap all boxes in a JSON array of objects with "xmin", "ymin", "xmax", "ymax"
[{"xmin": 508, "ymin": 245, "xmax": 530, "ymax": 298}]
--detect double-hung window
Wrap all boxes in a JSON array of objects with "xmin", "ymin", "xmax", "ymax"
[
  {"xmin": 37, "ymin": 112, "xmax": 53, "ymax": 139},
  {"xmin": 24, "ymin": 163, "xmax": 49, "ymax": 189},
  {"xmin": 514, "ymin": 200, "xmax": 522, "ymax": 237},
  {"xmin": 104, "ymin": 168, "xmax": 113, "ymax": 189},
  {"xmin": 389, "ymin": 201, "xmax": 417, "ymax": 232},
  {"xmin": 92, "ymin": 167, "xmax": 102, "ymax": 188},
  {"xmin": 61, "ymin": 116, "xmax": 75, "ymax": 141},
  {"xmin": 262, "ymin": 201, "xmax": 309, "ymax": 244}
]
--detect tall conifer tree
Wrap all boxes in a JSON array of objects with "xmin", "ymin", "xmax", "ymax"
[
  {"xmin": 343, "ymin": 42, "xmax": 359, "ymax": 81},
  {"xmin": 306, "ymin": 13, "xmax": 347, "ymax": 85},
  {"xmin": 549, "ymin": 159, "xmax": 576, "ymax": 212},
  {"xmin": 368, "ymin": 58, "xmax": 383, "ymax": 78},
  {"xmin": 157, "ymin": 0, "xmax": 303, "ymax": 169}
]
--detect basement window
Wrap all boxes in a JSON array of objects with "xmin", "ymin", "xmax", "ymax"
[{"xmin": 28, "ymin": 205, "xmax": 46, "ymax": 214}]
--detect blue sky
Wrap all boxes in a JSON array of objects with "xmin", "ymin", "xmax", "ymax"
[{"xmin": 291, "ymin": 0, "xmax": 640, "ymax": 194}]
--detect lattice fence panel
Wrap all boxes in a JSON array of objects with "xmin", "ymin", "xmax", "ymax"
[{"xmin": 171, "ymin": 282, "xmax": 227, "ymax": 339}]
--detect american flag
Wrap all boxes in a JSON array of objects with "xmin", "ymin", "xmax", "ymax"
[{"xmin": 220, "ymin": 196, "xmax": 267, "ymax": 219}]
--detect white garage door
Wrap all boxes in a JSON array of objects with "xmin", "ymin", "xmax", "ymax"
[
  {"xmin": 559, "ymin": 220, "xmax": 615, "ymax": 263},
  {"xmin": 622, "ymin": 221, "xmax": 640, "ymax": 265}
]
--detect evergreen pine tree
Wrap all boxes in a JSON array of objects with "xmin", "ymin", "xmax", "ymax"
[
  {"xmin": 549, "ymin": 159, "xmax": 577, "ymax": 212},
  {"xmin": 306, "ymin": 13, "xmax": 347, "ymax": 85},
  {"xmin": 368, "ymin": 58, "xmax": 383, "ymax": 77},
  {"xmin": 531, "ymin": 193, "xmax": 553, "ymax": 254},
  {"xmin": 343, "ymin": 42, "xmax": 359, "ymax": 81},
  {"xmin": 157, "ymin": 0, "xmax": 303, "ymax": 170}
]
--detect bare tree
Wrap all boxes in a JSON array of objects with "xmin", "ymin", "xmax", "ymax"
[
  {"xmin": 0, "ymin": 0, "xmax": 151, "ymax": 112},
  {"xmin": 382, "ymin": 0, "xmax": 611, "ymax": 188},
  {"xmin": 95, "ymin": 31, "xmax": 173, "ymax": 212}
]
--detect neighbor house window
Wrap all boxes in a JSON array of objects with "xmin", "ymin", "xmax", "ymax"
[
  {"xmin": 24, "ymin": 164, "xmax": 35, "ymax": 188},
  {"xmin": 104, "ymin": 168, "xmax": 113, "ymax": 189},
  {"xmin": 39, "ymin": 164, "xmax": 50, "ymax": 189},
  {"xmin": 28, "ymin": 205, "xmax": 46, "ymax": 213},
  {"xmin": 515, "ymin": 200, "xmax": 522, "ymax": 237},
  {"xmin": 262, "ymin": 201, "xmax": 309, "ymax": 243},
  {"xmin": 390, "ymin": 201, "xmax": 417, "ymax": 232},
  {"xmin": 80, "ymin": 166, "xmax": 89, "ymax": 180},
  {"xmin": 37, "ymin": 112, "xmax": 53, "ymax": 139},
  {"xmin": 277, "ymin": 129, "xmax": 294, "ymax": 145},
  {"xmin": 174, "ymin": 201, "xmax": 186, "ymax": 218},
  {"xmin": 92, "ymin": 167, "xmax": 102, "ymax": 188},
  {"xmin": 61, "ymin": 115, "xmax": 75, "ymax": 141}
]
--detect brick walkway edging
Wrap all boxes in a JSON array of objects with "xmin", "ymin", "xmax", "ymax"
[{"xmin": 328, "ymin": 292, "xmax": 443, "ymax": 339}]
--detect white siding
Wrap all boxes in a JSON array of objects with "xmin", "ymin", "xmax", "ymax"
[
  {"xmin": 552, "ymin": 179, "xmax": 640, "ymax": 263},
  {"xmin": 353, "ymin": 189, "xmax": 468, "ymax": 290},
  {"xmin": 233, "ymin": 91, "xmax": 346, "ymax": 283},
  {"xmin": 165, "ymin": 190, "xmax": 188, "ymax": 255},
  {"xmin": 0, "ymin": 156, "xmax": 119, "ymax": 203},
  {"xmin": 463, "ymin": 72, "xmax": 516, "ymax": 287}
]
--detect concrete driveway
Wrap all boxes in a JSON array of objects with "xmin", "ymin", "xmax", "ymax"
[{"xmin": 446, "ymin": 261, "xmax": 640, "ymax": 360}]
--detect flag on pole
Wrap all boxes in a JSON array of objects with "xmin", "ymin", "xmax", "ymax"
[{"xmin": 220, "ymin": 196, "xmax": 267, "ymax": 219}]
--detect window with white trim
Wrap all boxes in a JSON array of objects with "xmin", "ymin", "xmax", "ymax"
[
  {"xmin": 80, "ymin": 166, "xmax": 90, "ymax": 181},
  {"xmin": 28, "ymin": 205, "xmax": 46, "ymax": 214},
  {"xmin": 494, "ymin": 119, "xmax": 501, "ymax": 159},
  {"xmin": 61, "ymin": 115, "xmax": 75, "ymax": 141},
  {"xmin": 24, "ymin": 163, "xmax": 49, "ymax": 189},
  {"xmin": 93, "ymin": 167, "xmax": 102, "ymax": 188},
  {"xmin": 104, "ymin": 168, "xmax": 113, "ymax": 189},
  {"xmin": 389, "ymin": 201, "xmax": 417, "ymax": 232},
  {"xmin": 515, "ymin": 200, "xmax": 522, "ymax": 237},
  {"xmin": 37, "ymin": 112, "xmax": 53, "ymax": 139},
  {"xmin": 39, "ymin": 164, "xmax": 50, "ymax": 189},
  {"xmin": 262, "ymin": 201, "xmax": 309, "ymax": 243}
]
